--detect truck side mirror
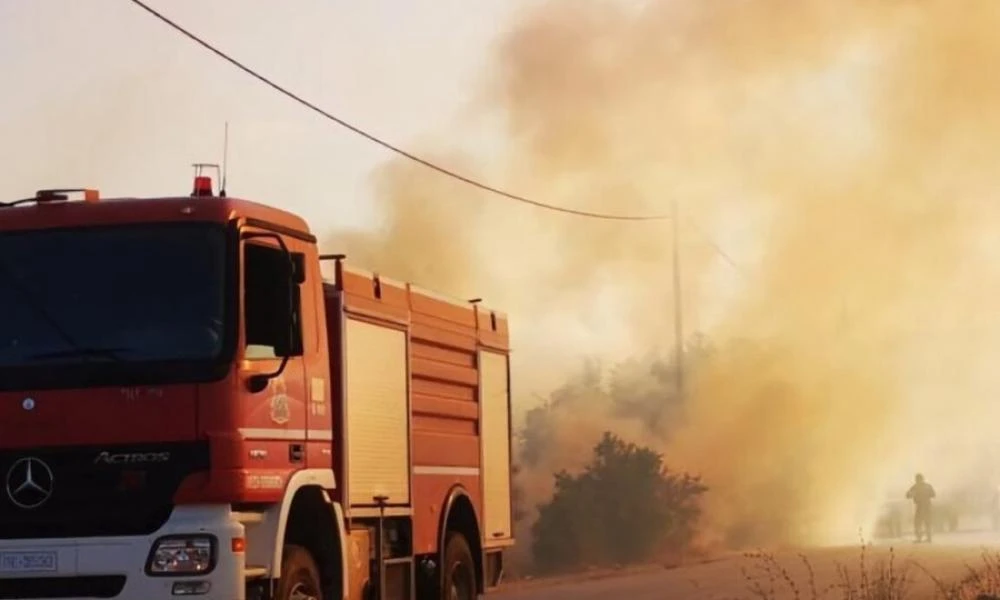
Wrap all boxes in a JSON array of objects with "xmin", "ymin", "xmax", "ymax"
[{"xmin": 247, "ymin": 373, "xmax": 270, "ymax": 394}]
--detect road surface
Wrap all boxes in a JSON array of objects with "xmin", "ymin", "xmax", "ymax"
[{"xmin": 494, "ymin": 530, "xmax": 1000, "ymax": 600}]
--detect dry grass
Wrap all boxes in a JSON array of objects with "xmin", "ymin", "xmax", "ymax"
[
  {"xmin": 740, "ymin": 543, "xmax": 1000, "ymax": 600},
  {"xmin": 917, "ymin": 551, "xmax": 1000, "ymax": 600},
  {"xmin": 741, "ymin": 544, "xmax": 911, "ymax": 600}
]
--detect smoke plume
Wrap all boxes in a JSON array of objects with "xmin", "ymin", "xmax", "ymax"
[{"xmin": 326, "ymin": 0, "xmax": 1000, "ymax": 550}]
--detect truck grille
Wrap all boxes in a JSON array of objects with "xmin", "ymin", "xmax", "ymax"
[
  {"xmin": 0, "ymin": 441, "xmax": 209, "ymax": 539},
  {"xmin": 0, "ymin": 575, "xmax": 126, "ymax": 599}
]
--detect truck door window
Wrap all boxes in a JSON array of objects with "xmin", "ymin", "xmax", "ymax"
[{"xmin": 243, "ymin": 242, "xmax": 304, "ymax": 360}]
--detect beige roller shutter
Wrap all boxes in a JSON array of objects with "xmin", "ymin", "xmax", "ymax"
[
  {"xmin": 345, "ymin": 318, "xmax": 410, "ymax": 506},
  {"xmin": 479, "ymin": 350, "xmax": 512, "ymax": 541}
]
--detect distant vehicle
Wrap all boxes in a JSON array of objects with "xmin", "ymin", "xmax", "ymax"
[
  {"xmin": 874, "ymin": 499, "xmax": 906, "ymax": 539},
  {"xmin": 874, "ymin": 497, "xmax": 959, "ymax": 539},
  {"xmin": 933, "ymin": 501, "xmax": 960, "ymax": 533}
]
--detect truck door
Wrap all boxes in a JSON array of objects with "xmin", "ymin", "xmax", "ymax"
[{"xmin": 238, "ymin": 227, "xmax": 309, "ymax": 461}]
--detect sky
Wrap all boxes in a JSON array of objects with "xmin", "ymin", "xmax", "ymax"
[{"xmin": 0, "ymin": 0, "xmax": 536, "ymax": 235}]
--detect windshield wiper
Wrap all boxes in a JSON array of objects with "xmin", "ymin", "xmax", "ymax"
[{"xmin": 26, "ymin": 347, "xmax": 131, "ymax": 362}]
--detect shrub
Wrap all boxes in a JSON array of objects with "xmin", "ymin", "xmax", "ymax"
[{"xmin": 529, "ymin": 431, "xmax": 707, "ymax": 573}]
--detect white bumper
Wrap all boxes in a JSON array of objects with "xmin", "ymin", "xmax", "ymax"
[{"xmin": 0, "ymin": 505, "xmax": 247, "ymax": 600}]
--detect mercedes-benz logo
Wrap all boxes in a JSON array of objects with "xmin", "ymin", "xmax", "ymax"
[
  {"xmin": 22, "ymin": 398, "xmax": 35, "ymax": 411},
  {"xmin": 5, "ymin": 457, "xmax": 54, "ymax": 509}
]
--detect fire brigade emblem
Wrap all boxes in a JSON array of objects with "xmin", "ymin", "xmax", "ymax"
[{"xmin": 268, "ymin": 378, "xmax": 290, "ymax": 425}]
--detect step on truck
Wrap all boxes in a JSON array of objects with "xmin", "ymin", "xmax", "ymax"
[{"xmin": 0, "ymin": 173, "xmax": 515, "ymax": 600}]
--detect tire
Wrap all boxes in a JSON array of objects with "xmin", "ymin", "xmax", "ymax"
[
  {"xmin": 441, "ymin": 532, "xmax": 477, "ymax": 600},
  {"xmin": 275, "ymin": 544, "xmax": 323, "ymax": 600}
]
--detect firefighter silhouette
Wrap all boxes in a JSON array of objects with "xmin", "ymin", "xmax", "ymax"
[{"xmin": 906, "ymin": 473, "xmax": 936, "ymax": 543}]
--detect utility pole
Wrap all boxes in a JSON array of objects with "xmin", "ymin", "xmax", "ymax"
[{"xmin": 671, "ymin": 196, "xmax": 684, "ymax": 400}]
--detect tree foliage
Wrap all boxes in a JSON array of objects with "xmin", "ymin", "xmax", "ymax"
[{"xmin": 530, "ymin": 431, "xmax": 708, "ymax": 573}]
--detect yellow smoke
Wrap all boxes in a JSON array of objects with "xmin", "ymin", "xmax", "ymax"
[{"xmin": 326, "ymin": 0, "xmax": 1000, "ymax": 550}]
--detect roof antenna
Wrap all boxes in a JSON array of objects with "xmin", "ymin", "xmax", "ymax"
[{"xmin": 219, "ymin": 121, "xmax": 229, "ymax": 198}]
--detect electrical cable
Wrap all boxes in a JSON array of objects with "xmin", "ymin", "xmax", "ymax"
[{"xmin": 126, "ymin": 0, "xmax": 671, "ymax": 221}]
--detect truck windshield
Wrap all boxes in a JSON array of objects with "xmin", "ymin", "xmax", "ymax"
[{"xmin": 0, "ymin": 222, "xmax": 229, "ymax": 372}]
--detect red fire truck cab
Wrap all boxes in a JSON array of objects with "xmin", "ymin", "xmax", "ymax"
[{"xmin": 0, "ymin": 178, "xmax": 514, "ymax": 600}]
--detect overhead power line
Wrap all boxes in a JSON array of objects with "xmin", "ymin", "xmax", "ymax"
[{"xmin": 125, "ymin": 0, "xmax": 670, "ymax": 222}]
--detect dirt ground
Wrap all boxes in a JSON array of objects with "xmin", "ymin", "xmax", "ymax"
[{"xmin": 493, "ymin": 530, "xmax": 1000, "ymax": 600}]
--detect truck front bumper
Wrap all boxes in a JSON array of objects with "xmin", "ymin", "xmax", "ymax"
[{"xmin": 0, "ymin": 505, "xmax": 247, "ymax": 600}]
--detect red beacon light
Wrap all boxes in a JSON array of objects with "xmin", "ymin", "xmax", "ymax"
[
  {"xmin": 190, "ymin": 162, "xmax": 224, "ymax": 198},
  {"xmin": 192, "ymin": 175, "xmax": 214, "ymax": 197}
]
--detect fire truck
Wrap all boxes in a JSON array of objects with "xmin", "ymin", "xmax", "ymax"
[{"xmin": 0, "ymin": 173, "xmax": 515, "ymax": 600}]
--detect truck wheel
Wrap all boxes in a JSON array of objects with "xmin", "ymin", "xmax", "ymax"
[
  {"xmin": 442, "ymin": 532, "xmax": 476, "ymax": 600},
  {"xmin": 275, "ymin": 545, "xmax": 323, "ymax": 600}
]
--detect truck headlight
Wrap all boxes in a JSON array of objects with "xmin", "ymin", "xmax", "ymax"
[{"xmin": 146, "ymin": 535, "xmax": 216, "ymax": 576}]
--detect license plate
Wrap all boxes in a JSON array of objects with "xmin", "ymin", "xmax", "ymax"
[{"xmin": 0, "ymin": 551, "xmax": 58, "ymax": 574}]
